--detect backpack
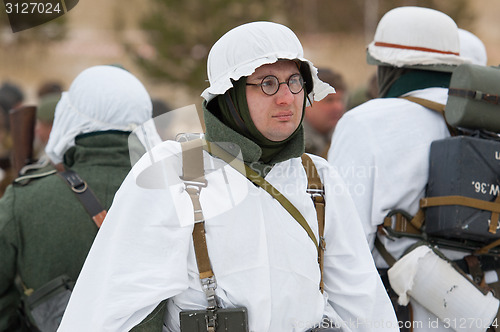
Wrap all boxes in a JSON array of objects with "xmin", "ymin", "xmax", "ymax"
[{"xmin": 378, "ymin": 63, "xmax": 500, "ymax": 257}]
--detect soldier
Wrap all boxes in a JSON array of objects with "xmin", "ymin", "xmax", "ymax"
[
  {"xmin": 303, "ymin": 68, "xmax": 347, "ymax": 158},
  {"xmin": 0, "ymin": 65, "xmax": 154, "ymax": 331},
  {"xmin": 58, "ymin": 21, "xmax": 398, "ymax": 332},
  {"xmin": 328, "ymin": 6, "xmax": 499, "ymax": 332}
]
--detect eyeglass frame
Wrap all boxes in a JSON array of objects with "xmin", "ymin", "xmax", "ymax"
[{"xmin": 246, "ymin": 73, "xmax": 305, "ymax": 96}]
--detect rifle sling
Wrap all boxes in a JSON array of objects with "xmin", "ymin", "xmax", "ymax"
[{"xmin": 58, "ymin": 170, "xmax": 107, "ymax": 228}]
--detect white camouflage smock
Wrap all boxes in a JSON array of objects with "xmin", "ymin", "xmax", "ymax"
[{"xmin": 58, "ymin": 139, "xmax": 398, "ymax": 332}]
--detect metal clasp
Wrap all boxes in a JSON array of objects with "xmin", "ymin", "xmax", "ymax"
[
  {"xmin": 306, "ymin": 188, "xmax": 325, "ymax": 201},
  {"xmin": 64, "ymin": 172, "xmax": 88, "ymax": 193},
  {"xmin": 182, "ymin": 179, "xmax": 207, "ymax": 192},
  {"xmin": 200, "ymin": 275, "xmax": 218, "ymax": 309},
  {"xmin": 200, "ymin": 275, "xmax": 218, "ymax": 331}
]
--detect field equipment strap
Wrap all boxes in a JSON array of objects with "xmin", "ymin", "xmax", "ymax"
[
  {"xmin": 378, "ymin": 96, "xmax": 451, "ymax": 240},
  {"xmin": 374, "ymin": 236, "xmax": 397, "ymax": 268},
  {"xmin": 381, "ymin": 195, "xmax": 500, "ymax": 253},
  {"xmin": 181, "ymin": 139, "xmax": 325, "ymax": 294},
  {"xmin": 58, "ymin": 170, "xmax": 107, "ymax": 228},
  {"xmin": 180, "ymin": 139, "xmax": 217, "ymax": 318},
  {"xmin": 400, "ymin": 95, "xmax": 458, "ymax": 136},
  {"xmin": 301, "ymin": 154, "xmax": 326, "ymax": 293},
  {"xmin": 378, "ymin": 97, "xmax": 500, "ymax": 253},
  {"xmin": 421, "ymin": 195, "xmax": 500, "ymax": 234},
  {"xmin": 204, "ymin": 140, "xmax": 318, "ymax": 247}
]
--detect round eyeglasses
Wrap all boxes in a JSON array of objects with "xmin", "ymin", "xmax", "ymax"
[{"xmin": 246, "ymin": 73, "xmax": 305, "ymax": 96}]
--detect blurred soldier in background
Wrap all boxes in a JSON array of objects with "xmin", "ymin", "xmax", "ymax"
[
  {"xmin": 328, "ymin": 6, "xmax": 499, "ymax": 332},
  {"xmin": 33, "ymin": 92, "xmax": 61, "ymax": 161},
  {"xmin": 0, "ymin": 65, "xmax": 153, "ymax": 331},
  {"xmin": 0, "ymin": 82, "xmax": 24, "ymax": 197},
  {"xmin": 304, "ymin": 68, "xmax": 347, "ymax": 158}
]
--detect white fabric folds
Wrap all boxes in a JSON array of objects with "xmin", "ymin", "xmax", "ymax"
[
  {"xmin": 45, "ymin": 65, "xmax": 153, "ymax": 164},
  {"xmin": 201, "ymin": 21, "xmax": 335, "ymax": 103},
  {"xmin": 58, "ymin": 142, "xmax": 399, "ymax": 331}
]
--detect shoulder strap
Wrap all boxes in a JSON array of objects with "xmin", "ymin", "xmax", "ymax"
[
  {"xmin": 181, "ymin": 139, "xmax": 326, "ymax": 295},
  {"xmin": 205, "ymin": 141, "xmax": 318, "ymax": 247},
  {"xmin": 301, "ymin": 153, "xmax": 326, "ymax": 293},
  {"xmin": 374, "ymin": 236, "xmax": 397, "ymax": 267},
  {"xmin": 400, "ymin": 95, "xmax": 458, "ymax": 136},
  {"xmin": 180, "ymin": 139, "xmax": 218, "ymax": 317},
  {"xmin": 58, "ymin": 170, "xmax": 107, "ymax": 228}
]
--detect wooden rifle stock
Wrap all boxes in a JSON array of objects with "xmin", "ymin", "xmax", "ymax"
[{"xmin": 9, "ymin": 105, "xmax": 36, "ymax": 174}]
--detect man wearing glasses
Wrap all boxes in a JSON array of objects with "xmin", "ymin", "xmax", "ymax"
[{"xmin": 58, "ymin": 22, "xmax": 398, "ymax": 332}]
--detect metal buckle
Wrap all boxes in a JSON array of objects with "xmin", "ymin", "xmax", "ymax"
[
  {"xmin": 65, "ymin": 173, "xmax": 88, "ymax": 193},
  {"xmin": 183, "ymin": 180, "xmax": 207, "ymax": 191},
  {"xmin": 306, "ymin": 188, "xmax": 324, "ymax": 196},
  {"xmin": 200, "ymin": 273, "xmax": 218, "ymax": 331},
  {"xmin": 319, "ymin": 236, "xmax": 326, "ymax": 250},
  {"xmin": 307, "ymin": 188, "xmax": 325, "ymax": 204},
  {"xmin": 205, "ymin": 308, "xmax": 217, "ymax": 332},
  {"xmin": 200, "ymin": 276, "xmax": 218, "ymax": 309}
]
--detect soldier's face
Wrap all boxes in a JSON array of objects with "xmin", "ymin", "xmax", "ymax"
[{"xmin": 245, "ymin": 61, "xmax": 304, "ymax": 142}]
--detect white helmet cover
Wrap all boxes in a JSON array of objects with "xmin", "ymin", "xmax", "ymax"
[
  {"xmin": 458, "ymin": 28, "xmax": 487, "ymax": 66},
  {"xmin": 45, "ymin": 65, "xmax": 153, "ymax": 164},
  {"xmin": 201, "ymin": 21, "xmax": 334, "ymax": 103},
  {"xmin": 367, "ymin": 6, "xmax": 469, "ymax": 69}
]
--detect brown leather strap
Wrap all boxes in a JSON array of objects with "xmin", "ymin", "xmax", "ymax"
[
  {"xmin": 490, "ymin": 195, "xmax": 500, "ymax": 234},
  {"xmin": 181, "ymin": 140, "xmax": 214, "ymax": 281},
  {"xmin": 182, "ymin": 139, "xmax": 326, "ymax": 293},
  {"xmin": 383, "ymin": 210, "xmax": 424, "ymax": 235},
  {"xmin": 464, "ymin": 255, "xmax": 486, "ymax": 287},
  {"xmin": 58, "ymin": 170, "xmax": 107, "ymax": 228},
  {"xmin": 301, "ymin": 154, "xmax": 326, "ymax": 293},
  {"xmin": 477, "ymin": 237, "xmax": 500, "ymax": 255},
  {"xmin": 420, "ymin": 195, "xmax": 500, "ymax": 235},
  {"xmin": 180, "ymin": 139, "xmax": 207, "ymax": 185}
]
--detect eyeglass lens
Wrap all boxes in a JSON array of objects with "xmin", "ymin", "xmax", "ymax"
[{"xmin": 260, "ymin": 74, "xmax": 304, "ymax": 95}]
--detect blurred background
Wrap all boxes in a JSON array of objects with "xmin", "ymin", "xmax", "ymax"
[{"xmin": 0, "ymin": 0, "xmax": 499, "ymax": 109}]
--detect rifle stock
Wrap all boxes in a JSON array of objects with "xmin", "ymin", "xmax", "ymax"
[{"xmin": 9, "ymin": 105, "xmax": 36, "ymax": 174}]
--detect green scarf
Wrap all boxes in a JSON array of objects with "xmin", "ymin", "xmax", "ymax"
[
  {"xmin": 204, "ymin": 77, "xmax": 305, "ymax": 176},
  {"xmin": 380, "ymin": 67, "xmax": 452, "ymax": 98}
]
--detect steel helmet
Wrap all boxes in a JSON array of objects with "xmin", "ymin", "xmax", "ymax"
[
  {"xmin": 201, "ymin": 21, "xmax": 334, "ymax": 103},
  {"xmin": 367, "ymin": 6, "xmax": 469, "ymax": 72}
]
